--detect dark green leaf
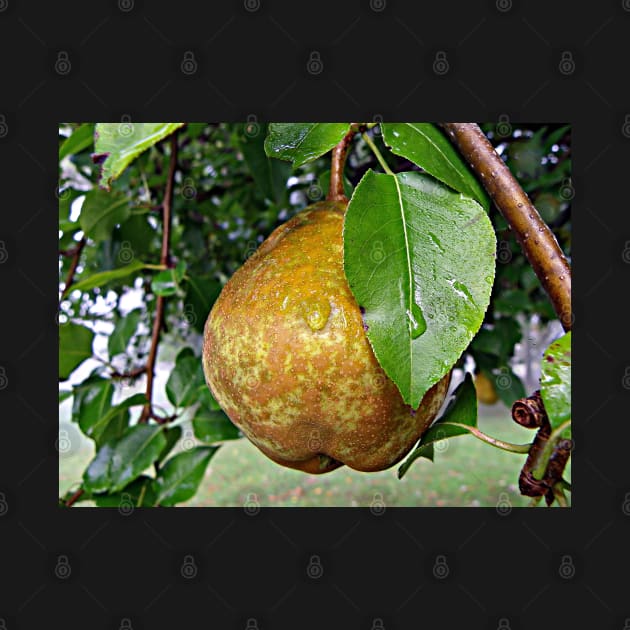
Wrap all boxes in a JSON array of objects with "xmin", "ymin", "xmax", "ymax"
[
  {"xmin": 381, "ymin": 123, "xmax": 490, "ymax": 211},
  {"xmin": 166, "ymin": 348, "xmax": 205, "ymax": 408},
  {"xmin": 471, "ymin": 318, "xmax": 521, "ymax": 361},
  {"xmin": 543, "ymin": 124, "xmax": 570, "ymax": 152},
  {"xmin": 239, "ymin": 122, "xmax": 290, "ymax": 205},
  {"xmin": 86, "ymin": 393, "xmax": 147, "ymax": 446},
  {"xmin": 398, "ymin": 374, "xmax": 477, "ymax": 478},
  {"xmin": 184, "ymin": 275, "xmax": 222, "ymax": 333},
  {"xmin": 72, "ymin": 376, "xmax": 113, "ymax": 434},
  {"xmin": 344, "ymin": 170, "xmax": 495, "ymax": 407},
  {"xmin": 108, "ymin": 308, "xmax": 141, "ymax": 357},
  {"xmin": 494, "ymin": 289, "xmax": 532, "ymax": 315},
  {"xmin": 264, "ymin": 123, "xmax": 352, "ymax": 167},
  {"xmin": 483, "ymin": 366, "xmax": 526, "ymax": 408},
  {"xmin": 83, "ymin": 442, "xmax": 115, "ymax": 493},
  {"xmin": 59, "ymin": 388, "xmax": 73, "ymax": 404},
  {"xmin": 59, "ymin": 123, "xmax": 95, "ymax": 160},
  {"xmin": 83, "ymin": 424, "xmax": 166, "ymax": 493},
  {"xmin": 70, "ymin": 259, "xmax": 145, "ymax": 293},
  {"xmin": 59, "ymin": 323, "xmax": 94, "ymax": 380},
  {"xmin": 419, "ymin": 373, "xmax": 478, "ymax": 442},
  {"xmin": 93, "ymin": 475, "xmax": 157, "ymax": 508},
  {"xmin": 540, "ymin": 331, "xmax": 571, "ymax": 430},
  {"xmin": 152, "ymin": 446, "xmax": 218, "ymax": 506},
  {"xmin": 94, "ymin": 122, "xmax": 185, "ymax": 188},
  {"xmin": 193, "ymin": 407, "xmax": 240, "ymax": 443},
  {"xmin": 79, "ymin": 188, "xmax": 131, "ymax": 242},
  {"xmin": 397, "ymin": 443, "xmax": 434, "ymax": 478},
  {"xmin": 117, "ymin": 213, "xmax": 155, "ymax": 258},
  {"xmin": 157, "ymin": 426, "xmax": 183, "ymax": 465}
]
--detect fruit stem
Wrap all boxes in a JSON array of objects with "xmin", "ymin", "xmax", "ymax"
[
  {"xmin": 362, "ymin": 131, "xmax": 394, "ymax": 175},
  {"xmin": 327, "ymin": 124, "xmax": 360, "ymax": 203},
  {"xmin": 444, "ymin": 422, "xmax": 532, "ymax": 454}
]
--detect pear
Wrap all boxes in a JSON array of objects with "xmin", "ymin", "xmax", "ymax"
[{"xmin": 202, "ymin": 200, "xmax": 450, "ymax": 474}]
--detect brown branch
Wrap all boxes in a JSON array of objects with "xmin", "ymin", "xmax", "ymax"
[
  {"xmin": 110, "ymin": 365, "xmax": 146, "ymax": 380},
  {"xmin": 440, "ymin": 123, "xmax": 572, "ymax": 331},
  {"xmin": 140, "ymin": 131, "xmax": 178, "ymax": 422},
  {"xmin": 327, "ymin": 124, "xmax": 360, "ymax": 203},
  {"xmin": 65, "ymin": 488, "xmax": 84, "ymax": 507},
  {"xmin": 60, "ymin": 236, "xmax": 87, "ymax": 301},
  {"xmin": 511, "ymin": 392, "xmax": 572, "ymax": 506}
]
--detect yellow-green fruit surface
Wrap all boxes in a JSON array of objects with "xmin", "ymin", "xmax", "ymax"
[{"xmin": 202, "ymin": 200, "xmax": 451, "ymax": 474}]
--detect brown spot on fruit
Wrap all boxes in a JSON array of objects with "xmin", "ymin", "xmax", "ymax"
[{"xmin": 202, "ymin": 200, "xmax": 451, "ymax": 474}]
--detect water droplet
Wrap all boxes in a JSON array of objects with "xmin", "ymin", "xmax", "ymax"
[
  {"xmin": 407, "ymin": 302, "xmax": 427, "ymax": 339},
  {"xmin": 428, "ymin": 232, "xmax": 444, "ymax": 253},
  {"xmin": 280, "ymin": 295, "xmax": 290, "ymax": 310},
  {"xmin": 450, "ymin": 279, "xmax": 477, "ymax": 306},
  {"xmin": 490, "ymin": 171, "xmax": 496, "ymax": 178},
  {"xmin": 302, "ymin": 299, "xmax": 331, "ymax": 331},
  {"xmin": 517, "ymin": 202, "xmax": 523, "ymax": 208}
]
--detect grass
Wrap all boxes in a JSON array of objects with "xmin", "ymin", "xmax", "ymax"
[{"xmin": 60, "ymin": 401, "xmax": 570, "ymax": 508}]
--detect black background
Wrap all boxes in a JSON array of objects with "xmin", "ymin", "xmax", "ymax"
[{"xmin": 1, "ymin": 0, "xmax": 629, "ymax": 628}]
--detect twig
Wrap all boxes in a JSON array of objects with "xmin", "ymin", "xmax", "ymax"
[
  {"xmin": 327, "ymin": 124, "xmax": 360, "ymax": 203},
  {"xmin": 60, "ymin": 236, "xmax": 87, "ymax": 301},
  {"xmin": 440, "ymin": 123, "xmax": 572, "ymax": 331},
  {"xmin": 140, "ymin": 131, "xmax": 178, "ymax": 422},
  {"xmin": 65, "ymin": 488, "xmax": 84, "ymax": 507}
]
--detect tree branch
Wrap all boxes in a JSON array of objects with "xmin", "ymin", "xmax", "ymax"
[
  {"xmin": 65, "ymin": 488, "xmax": 84, "ymax": 507},
  {"xmin": 327, "ymin": 124, "xmax": 360, "ymax": 203},
  {"xmin": 440, "ymin": 123, "xmax": 572, "ymax": 331},
  {"xmin": 140, "ymin": 132, "xmax": 178, "ymax": 423},
  {"xmin": 60, "ymin": 236, "xmax": 87, "ymax": 302}
]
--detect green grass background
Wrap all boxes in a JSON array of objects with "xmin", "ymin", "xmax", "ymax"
[{"xmin": 60, "ymin": 401, "xmax": 568, "ymax": 508}]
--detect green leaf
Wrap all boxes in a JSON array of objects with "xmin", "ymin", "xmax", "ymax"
[
  {"xmin": 59, "ymin": 323, "xmax": 94, "ymax": 380},
  {"xmin": 108, "ymin": 308, "xmax": 141, "ymax": 357},
  {"xmin": 540, "ymin": 331, "xmax": 571, "ymax": 430},
  {"xmin": 543, "ymin": 124, "xmax": 570, "ymax": 152},
  {"xmin": 72, "ymin": 376, "xmax": 113, "ymax": 430},
  {"xmin": 94, "ymin": 122, "xmax": 185, "ymax": 188},
  {"xmin": 70, "ymin": 259, "xmax": 145, "ymax": 293},
  {"xmin": 482, "ymin": 366, "xmax": 526, "ymax": 409},
  {"xmin": 166, "ymin": 348, "xmax": 204, "ymax": 408},
  {"xmin": 152, "ymin": 446, "xmax": 218, "ymax": 506},
  {"xmin": 398, "ymin": 374, "xmax": 477, "ymax": 478},
  {"xmin": 157, "ymin": 426, "xmax": 182, "ymax": 465},
  {"xmin": 86, "ymin": 393, "xmax": 147, "ymax": 446},
  {"xmin": 83, "ymin": 442, "xmax": 115, "ymax": 493},
  {"xmin": 151, "ymin": 261, "xmax": 186, "ymax": 297},
  {"xmin": 184, "ymin": 275, "xmax": 222, "ymax": 333},
  {"xmin": 193, "ymin": 406, "xmax": 240, "ymax": 443},
  {"xmin": 83, "ymin": 424, "xmax": 166, "ymax": 494},
  {"xmin": 117, "ymin": 213, "xmax": 155, "ymax": 258},
  {"xmin": 471, "ymin": 318, "xmax": 521, "ymax": 361},
  {"xmin": 344, "ymin": 170, "xmax": 496, "ymax": 407},
  {"xmin": 381, "ymin": 123, "xmax": 490, "ymax": 211},
  {"xmin": 59, "ymin": 388, "xmax": 73, "ymax": 404},
  {"xmin": 59, "ymin": 123, "xmax": 95, "ymax": 160},
  {"xmin": 79, "ymin": 188, "xmax": 131, "ymax": 242},
  {"xmin": 239, "ymin": 122, "xmax": 290, "ymax": 205},
  {"xmin": 93, "ymin": 475, "xmax": 157, "ymax": 508},
  {"xmin": 264, "ymin": 123, "xmax": 352, "ymax": 167},
  {"xmin": 494, "ymin": 289, "xmax": 532, "ymax": 315}
]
